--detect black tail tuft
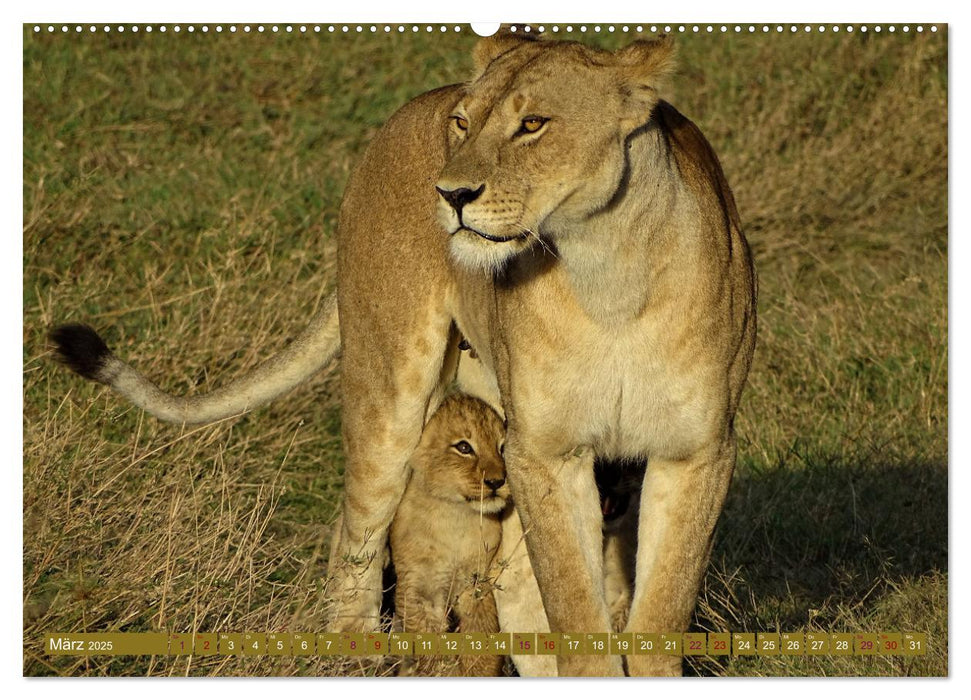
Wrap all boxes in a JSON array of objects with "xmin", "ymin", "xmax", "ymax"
[{"xmin": 50, "ymin": 323, "xmax": 113, "ymax": 383}]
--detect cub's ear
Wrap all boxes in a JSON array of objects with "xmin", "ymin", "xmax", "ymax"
[
  {"xmin": 614, "ymin": 35, "xmax": 677, "ymax": 129},
  {"xmin": 472, "ymin": 29, "xmax": 537, "ymax": 75}
]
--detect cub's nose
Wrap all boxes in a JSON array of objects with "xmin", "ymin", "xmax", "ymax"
[
  {"xmin": 484, "ymin": 477, "xmax": 506, "ymax": 492},
  {"xmin": 436, "ymin": 184, "xmax": 485, "ymax": 214}
]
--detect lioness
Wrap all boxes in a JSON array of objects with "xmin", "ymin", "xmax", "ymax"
[
  {"xmin": 52, "ymin": 33, "xmax": 756, "ymax": 676},
  {"xmin": 390, "ymin": 393, "xmax": 508, "ymax": 676},
  {"xmin": 493, "ymin": 456, "xmax": 644, "ymax": 677}
]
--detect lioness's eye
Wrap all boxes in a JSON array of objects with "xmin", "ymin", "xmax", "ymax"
[
  {"xmin": 452, "ymin": 115, "xmax": 469, "ymax": 132},
  {"xmin": 520, "ymin": 116, "xmax": 548, "ymax": 134},
  {"xmin": 453, "ymin": 440, "xmax": 475, "ymax": 456}
]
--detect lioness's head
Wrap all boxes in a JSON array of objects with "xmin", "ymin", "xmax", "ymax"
[
  {"xmin": 409, "ymin": 394, "xmax": 509, "ymax": 515},
  {"xmin": 437, "ymin": 33, "xmax": 675, "ymax": 271}
]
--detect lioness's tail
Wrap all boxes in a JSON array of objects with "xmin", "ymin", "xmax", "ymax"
[{"xmin": 50, "ymin": 293, "xmax": 341, "ymax": 425}]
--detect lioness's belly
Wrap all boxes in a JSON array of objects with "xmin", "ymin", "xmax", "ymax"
[
  {"xmin": 452, "ymin": 279, "xmax": 723, "ymax": 462},
  {"xmin": 516, "ymin": 325, "xmax": 720, "ymax": 460}
]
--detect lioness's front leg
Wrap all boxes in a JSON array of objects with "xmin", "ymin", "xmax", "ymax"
[
  {"xmin": 504, "ymin": 439, "xmax": 624, "ymax": 677},
  {"xmin": 625, "ymin": 439, "xmax": 737, "ymax": 676}
]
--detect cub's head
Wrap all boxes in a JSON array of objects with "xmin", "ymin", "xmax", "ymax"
[
  {"xmin": 437, "ymin": 33, "xmax": 675, "ymax": 272},
  {"xmin": 409, "ymin": 394, "xmax": 509, "ymax": 515}
]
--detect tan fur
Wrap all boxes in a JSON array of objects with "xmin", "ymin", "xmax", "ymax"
[
  {"xmin": 331, "ymin": 35, "xmax": 756, "ymax": 677},
  {"xmin": 56, "ymin": 35, "xmax": 755, "ymax": 677},
  {"xmin": 389, "ymin": 393, "xmax": 508, "ymax": 676},
  {"xmin": 67, "ymin": 294, "xmax": 341, "ymax": 425},
  {"xmin": 494, "ymin": 458, "xmax": 643, "ymax": 677}
]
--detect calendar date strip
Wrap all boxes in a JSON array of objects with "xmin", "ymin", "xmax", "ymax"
[{"xmin": 45, "ymin": 631, "xmax": 927, "ymax": 657}]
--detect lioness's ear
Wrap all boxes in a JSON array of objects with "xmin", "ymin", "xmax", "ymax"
[
  {"xmin": 472, "ymin": 29, "xmax": 537, "ymax": 76},
  {"xmin": 615, "ymin": 36, "xmax": 677, "ymax": 128}
]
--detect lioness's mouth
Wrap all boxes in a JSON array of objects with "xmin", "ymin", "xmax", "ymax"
[{"xmin": 454, "ymin": 225, "xmax": 530, "ymax": 244}]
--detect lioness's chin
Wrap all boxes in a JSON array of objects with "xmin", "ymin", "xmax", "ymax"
[{"xmin": 448, "ymin": 228, "xmax": 531, "ymax": 273}]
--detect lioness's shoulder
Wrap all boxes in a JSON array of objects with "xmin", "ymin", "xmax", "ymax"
[{"xmin": 655, "ymin": 100, "xmax": 741, "ymax": 232}]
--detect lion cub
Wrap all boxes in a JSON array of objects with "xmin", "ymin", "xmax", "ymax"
[{"xmin": 390, "ymin": 393, "xmax": 509, "ymax": 676}]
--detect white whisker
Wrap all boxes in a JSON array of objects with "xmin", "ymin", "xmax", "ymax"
[
  {"xmin": 516, "ymin": 223, "xmax": 559, "ymax": 260},
  {"xmin": 516, "ymin": 204, "xmax": 560, "ymax": 259}
]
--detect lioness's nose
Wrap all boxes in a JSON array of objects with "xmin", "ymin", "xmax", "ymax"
[
  {"xmin": 484, "ymin": 477, "xmax": 505, "ymax": 491},
  {"xmin": 436, "ymin": 184, "xmax": 484, "ymax": 214}
]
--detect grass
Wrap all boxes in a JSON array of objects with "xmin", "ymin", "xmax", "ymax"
[{"xmin": 22, "ymin": 25, "xmax": 947, "ymax": 677}]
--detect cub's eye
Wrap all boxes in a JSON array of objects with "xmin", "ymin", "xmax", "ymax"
[
  {"xmin": 499, "ymin": 443, "xmax": 505, "ymax": 457},
  {"xmin": 453, "ymin": 440, "xmax": 475, "ymax": 456},
  {"xmin": 452, "ymin": 115, "xmax": 469, "ymax": 132},
  {"xmin": 519, "ymin": 116, "xmax": 548, "ymax": 134}
]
